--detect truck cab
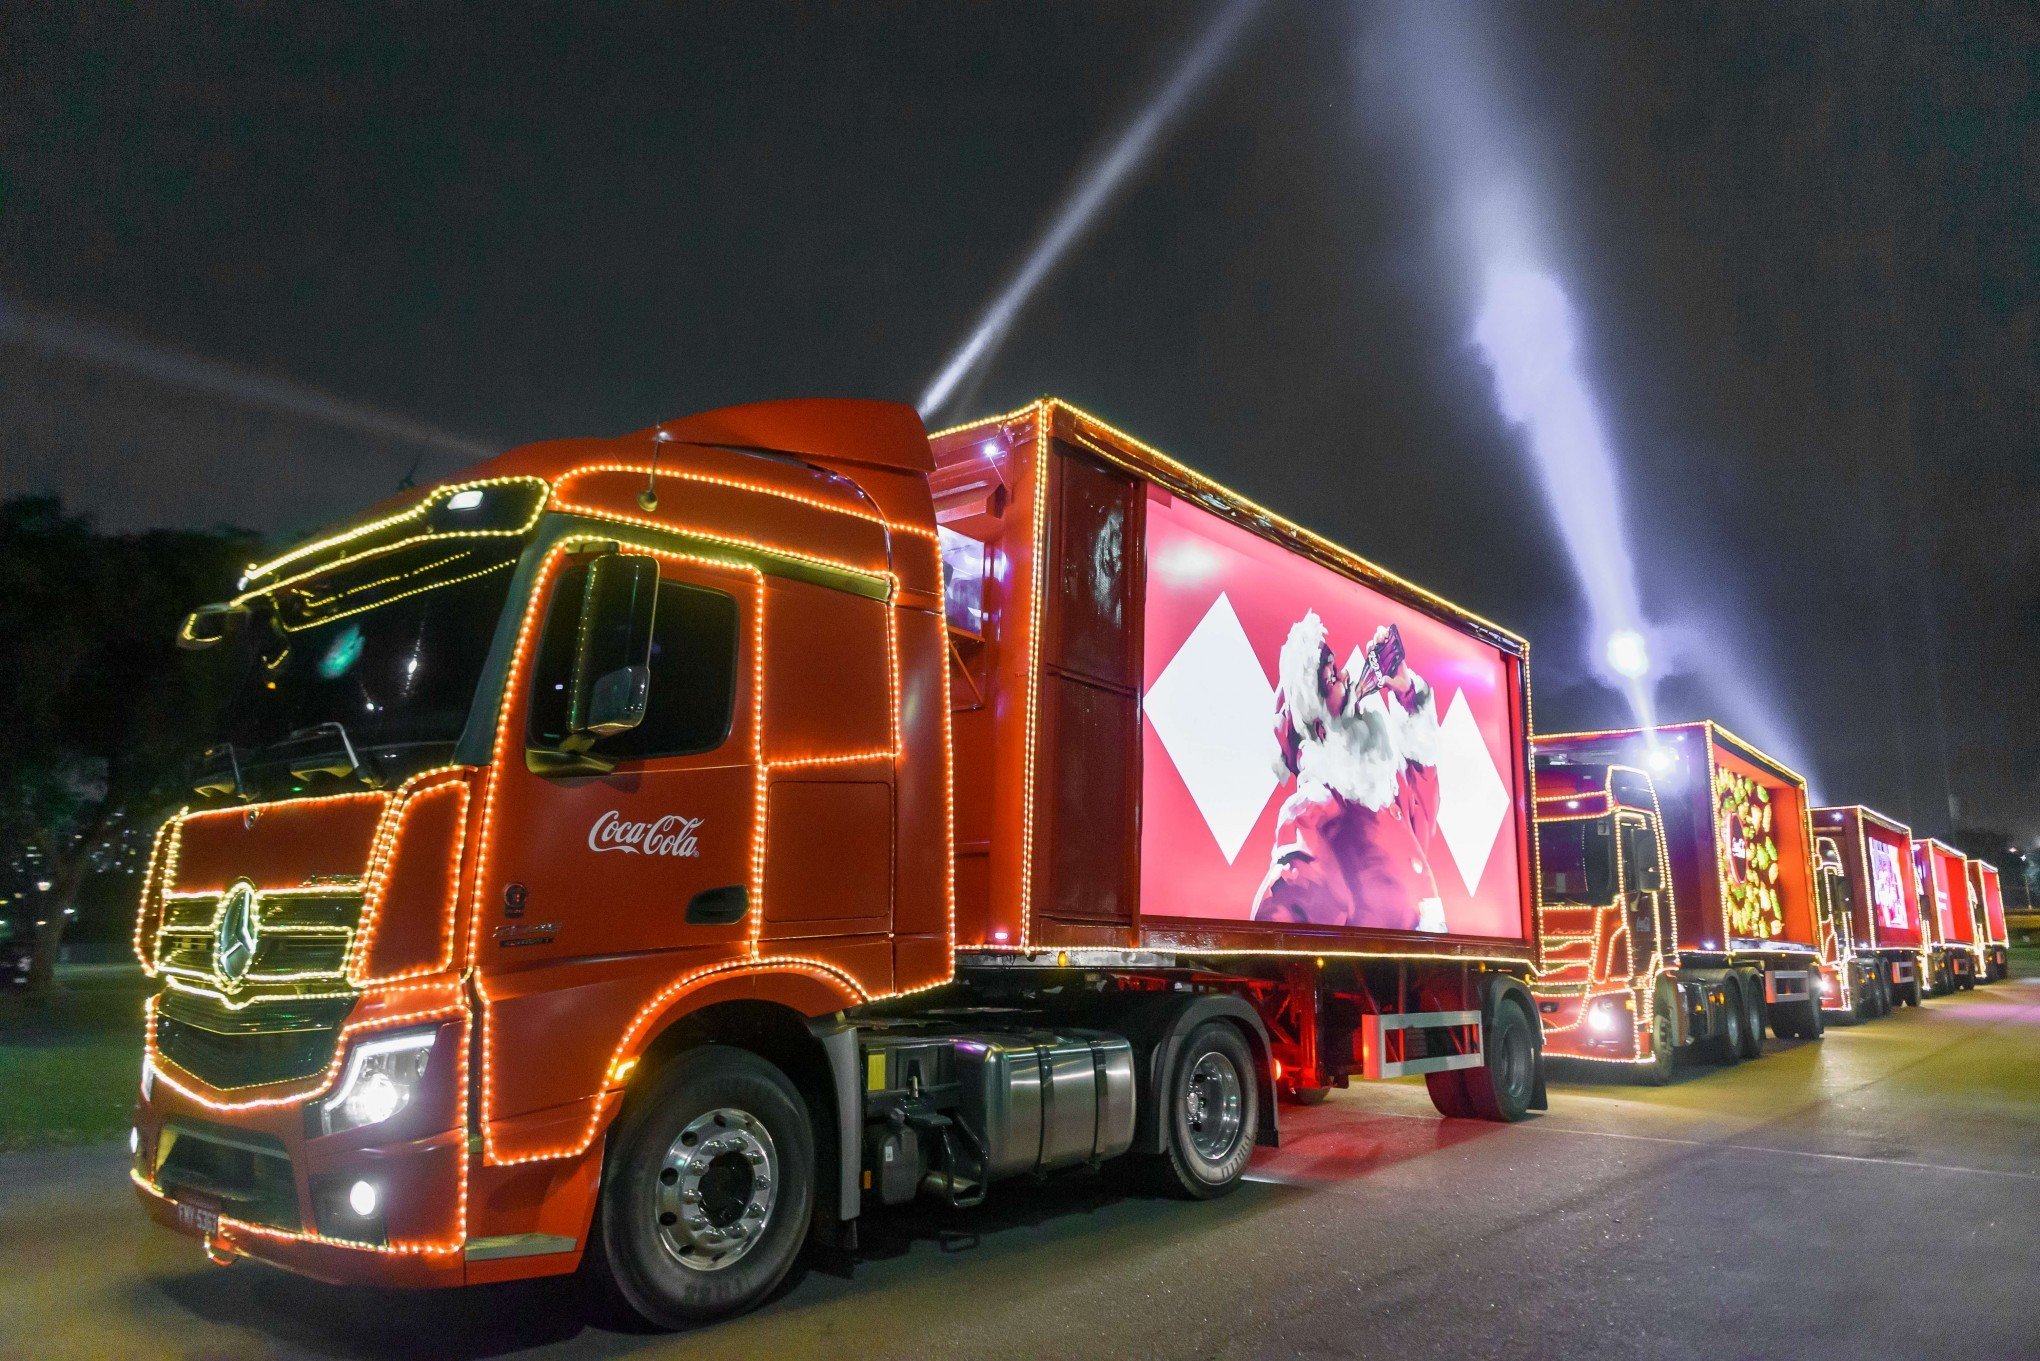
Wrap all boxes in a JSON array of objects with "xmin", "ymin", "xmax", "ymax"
[{"xmin": 1530, "ymin": 763, "xmax": 1685, "ymax": 1079}]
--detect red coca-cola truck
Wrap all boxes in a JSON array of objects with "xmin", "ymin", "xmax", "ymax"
[
  {"xmin": 1967, "ymin": 859, "xmax": 2010, "ymax": 983},
  {"xmin": 1913, "ymin": 838, "xmax": 1979, "ymax": 993},
  {"xmin": 132, "ymin": 396, "xmax": 1547, "ymax": 1324},
  {"xmin": 1531, "ymin": 722, "xmax": 1828, "ymax": 1080},
  {"xmin": 1810, "ymin": 805, "xmax": 1926, "ymax": 1012}
]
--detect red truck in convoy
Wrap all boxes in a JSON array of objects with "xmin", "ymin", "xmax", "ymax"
[
  {"xmin": 1530, "ymin": 722, "xmax": 1829, "ymax": 1081},
  {"xmin": 1810, "ymin": 805, "xmax": 1925, "ymax": 1013},
  {"xmin": 1913, "ymin": 838, "xmax": 1979, "ymax": 993},
  {"xmin": 1967, "ymin": 859, "xmax": 2010, "ymax": 983},
  {"xmin": 131, "ymin": 397, "xmax": 1548, "ymax": 1324}
]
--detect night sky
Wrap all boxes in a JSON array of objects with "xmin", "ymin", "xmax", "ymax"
[{"xmin": 4, "ymin": 3, "xmax": 2034, "ymax": 841}]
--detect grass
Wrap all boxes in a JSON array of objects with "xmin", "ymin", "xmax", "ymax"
[{"xmin": 0, "ymin": 970, "xmax": 150, "ymax": 1153}]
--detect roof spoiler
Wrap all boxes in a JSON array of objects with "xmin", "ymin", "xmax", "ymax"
[{"xmin": 645, "ymin": 398, "xmax": 934, "ymax": 474}]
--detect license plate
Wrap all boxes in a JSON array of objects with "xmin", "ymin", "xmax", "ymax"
[{"xmin": 174, "ymin": 1200, "xmax": 220, "ymax": 1238}]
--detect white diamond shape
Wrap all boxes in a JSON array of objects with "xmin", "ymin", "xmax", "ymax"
[
  {"xmin": 1143, "ymin": 593, "xmax": 1280, "ymax": 864},
  {"xmin": 1433, "ymin": 690, "xmax": 1510, "ymax": 896}
]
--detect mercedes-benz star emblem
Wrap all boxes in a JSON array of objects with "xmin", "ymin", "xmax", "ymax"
[{"xmin": 214, "ymin": 880, "xmax": 261, "ymax": 987}]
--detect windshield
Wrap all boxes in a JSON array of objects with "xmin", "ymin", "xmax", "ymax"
[
  {"xmin": 197, "ymin": 542, "xmax": 522, "ymax": 787},
  {"xmin": 1538, "ymin": 818, "xmax": 1613, "ymax": 904}
]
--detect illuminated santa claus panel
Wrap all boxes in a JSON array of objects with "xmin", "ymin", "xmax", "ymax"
[
  {"xmin": 1866, "ymin": 833, "xmax": 1914, "ymax": 936},
  {"xmin": 1138, "ymin": 486, "xmax": 1528, "ymax": 941}
]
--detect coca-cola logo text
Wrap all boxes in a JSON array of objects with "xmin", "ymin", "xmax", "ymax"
[{"xmin": 588, "ymin": 810, "xmax": 703, "ymax": 858}]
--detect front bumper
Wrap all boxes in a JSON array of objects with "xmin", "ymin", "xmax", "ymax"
[
  {"xmin": 132, "ymin": 1019, "xmax": 469, "ymax": 1288},
  {"xmin": 1820, "ymin": 956, "xmax": 1884, "ymax": 1013}
]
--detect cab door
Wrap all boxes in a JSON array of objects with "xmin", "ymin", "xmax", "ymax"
[
  {"xmin": 1618, "ymin": 814, "xmax": 1666, "ymax": 976},
  {"xmin": 476, "ymin": 552, "xmax": 757, "ymax": 1141}
]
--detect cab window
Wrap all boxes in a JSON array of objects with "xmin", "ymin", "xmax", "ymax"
[{"xmin": 528, "ymin": 568, "xmax": 739, "ymax": 759}]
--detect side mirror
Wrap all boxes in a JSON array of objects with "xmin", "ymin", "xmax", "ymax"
[
  {"xmin": 1626, "ymin": 824, "xmax": 1665, "ymax": 894},
  {"xmin": 178, "ymin": 602, "xmax": 247, "ymax": 650},
  {"xmin": 562, "ymin": 552, "xmax": 659, "ymax": 749}
]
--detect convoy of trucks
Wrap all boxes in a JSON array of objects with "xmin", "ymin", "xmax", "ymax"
[{"xmin": 127, "ymin": 396, "xmax": 2022, "ymax": 1325}]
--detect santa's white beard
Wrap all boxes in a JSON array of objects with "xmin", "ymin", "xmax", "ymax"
[{"xmin": 1292, "ymin": 677, "xmax": 1440, "ymax": 811}]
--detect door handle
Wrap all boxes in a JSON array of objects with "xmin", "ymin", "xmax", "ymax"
[{"xmin": 686, "ymin": 884, "xmax": 749, "ymax": 926}]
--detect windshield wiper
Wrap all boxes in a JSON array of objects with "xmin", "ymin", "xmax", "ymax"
[{"xmin": 285, "ymin": 721, "xmax": 381, "ymax": 788}]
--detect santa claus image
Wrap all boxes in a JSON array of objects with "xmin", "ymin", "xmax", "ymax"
[{"xmin": 1252, "ymin": 611, "xmax": 1447, "ymax": 931}]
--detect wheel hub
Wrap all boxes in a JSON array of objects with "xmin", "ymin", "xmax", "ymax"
[
  {"xmin": 655, "ymin": 1107, "xmax": 778, "ymax": 1272},
  {"xmin": 1184, "ymin": 1051, "xmax": 1243, "ymax": 1161}
]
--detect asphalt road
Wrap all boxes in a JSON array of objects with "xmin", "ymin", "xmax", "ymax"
[{"xmin": 6, "ymin": 977, "xmax": 2037, "ymax": 1361}]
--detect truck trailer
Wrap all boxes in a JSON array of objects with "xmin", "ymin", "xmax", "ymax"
[
  {"xmin": 1913, "ymin": 838, "xmax": 1979, "ymax": 993},
  {"xmin": 130, "ymin": 397, "xmax": 1548, "ymax": 1325},
  {"xmin": 1530, "ymin": 722, "xmax": 1827, "ymax": 1081},
  {"xmin": 1810, "ymin": 805, "xmax": 1925, "ymax": 1013},
  {"xmin": 1967, "ymin": 859, "xmax": 2010, "ymax": 983}
]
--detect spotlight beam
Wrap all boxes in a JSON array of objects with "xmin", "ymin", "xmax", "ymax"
[
  {"xmin": 917, "ymin": 0, "xmax": 1264, "ymax": 419},
  {"xmin": 0, "ymin": 296, "xmax": 491, "ymax": 460}
]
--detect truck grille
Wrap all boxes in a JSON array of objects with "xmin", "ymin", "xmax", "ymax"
[
  {"xmin": 152, "ymin": 887, "xmax": 361, "ymax": 986},
  {"xmin": 156, "ymin": 988, "xmax": 356, "ymax": 1091}
]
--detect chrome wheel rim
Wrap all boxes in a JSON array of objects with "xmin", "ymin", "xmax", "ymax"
[
  {"xmin": 655, "ymin": 1107, "xmax": 777, "ymax": 1273},
  {"xmin": 1184, "ymin": 1051, "xmax": 1243, "ymax": 1161}
]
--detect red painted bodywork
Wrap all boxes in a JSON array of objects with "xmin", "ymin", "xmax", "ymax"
[
  {"xmin": 1969, "ymin": 860, "xmax": 2009, "ymax": 946},
  {"xmin": 1811, "ymin": 805, "xmax": 1924, "ymax": 951},
  {"xmin": 1916, "ymin": 840, "xmax": 1976, "ymax": 946},
  {"xmin": 132, "ymin": 397, "xmax": 1542, "ymax": 1285},
  {"xmin": 1528, "ymin": 763, "xmax": 1662, "ymax": 1064},
  {"xmin": 931, "ymin": 402, "xmax": 1539, "ymax": 962},
  {"xmin": 1535, "ymin": 723, "xmax": 1820, "ymax": 954}
]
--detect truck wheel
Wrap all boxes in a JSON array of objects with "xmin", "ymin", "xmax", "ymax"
[
  {"xmin": 1463, "ymin": 998, "xmax": 1537, "ymax": 1122},
  {"xmin": 586, "ymin": 1047, "xmax": 815, "ymax": 1327},
  {"xmin": 1712, "ymin": 982, "xmax": 1746, "ymax": 1064},
  {"xmin": 1737, "ymin": 976, "xmax": 1766, "ymax": 1059},
  {"xmin": 1147, "ymin": 1021, "xmax": 1259, "ymax": 1199},
  {"xmin": 1641, "ymin": 984, "xmax": 1678, "ymax": 1085},
  {"xmin": 1425, "ymin": 1067, "xmax": 1473, "ymax": 1117}
]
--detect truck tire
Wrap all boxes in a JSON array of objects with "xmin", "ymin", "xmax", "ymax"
[
  {"xmin": 1641, "ymin": 983, "xmax": 1678, "ymax": 1085},
  {"xmin": 1737, "ymin": 975, "xmax": 1766, "ymax": 1059},
  {"xmin": 1711, "ymin": 981, "xmax": 1745, "ymax": 1065},
  {"xmin": 586, "ymin": 1046, "xmax": 815, "ymax": 1327},
  {"xmin": 1462, "ymin": 997, "xmax": 1538, "ymax": 1122},
  {"xmin": 1425, "ymin": 1068, "xmax": 1473, "ymax": 1117},
  {"xmin": 1146, "ymin": 1021, "xmax": 1259, "ymax": 1199}
]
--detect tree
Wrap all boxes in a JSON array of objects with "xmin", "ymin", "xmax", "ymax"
[{"xmin": 0, "ymin": 497, "xmax": 259, "ymax": 999}]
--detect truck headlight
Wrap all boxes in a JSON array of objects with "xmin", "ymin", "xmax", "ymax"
[
  {"xmin": 321, "ymin": 1027, "xmax": 436, "ymax": 1136},
  {"xmin": 1586, "ymin": 999, "xmax": 1624, "ymax": 1036}
]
